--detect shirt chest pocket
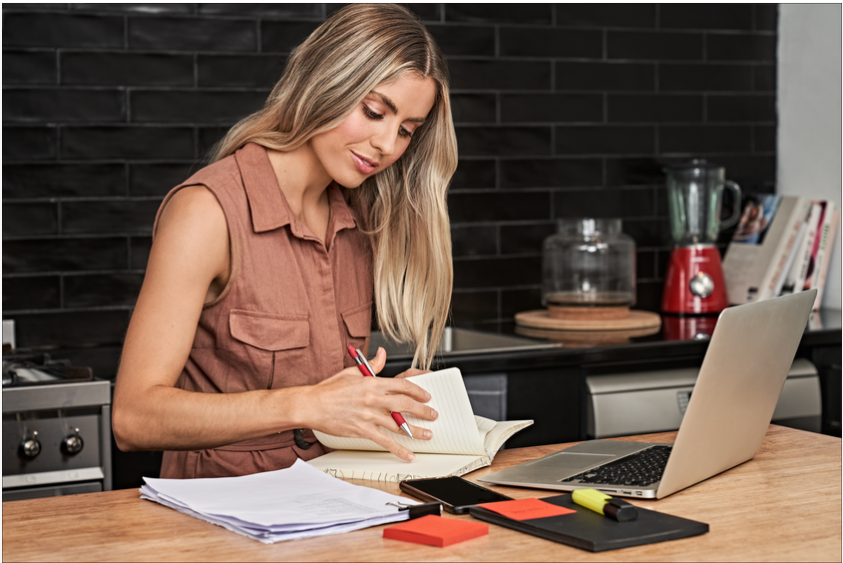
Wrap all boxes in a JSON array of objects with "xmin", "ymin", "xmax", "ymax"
[
  {"xmin": 341, "ymin": 301, "xmax": 372, "ymax": 358},
  {"xmin": 228, "ymin": 309, "xmax": 310, "ymax": 391}
]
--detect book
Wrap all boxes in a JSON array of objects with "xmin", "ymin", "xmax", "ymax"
[
  {"xmin": 307, "ymin": 368, "xmax": 533, "ymax": 481},
  {"xmin": 780, "ymin": 202, "xmax": 824, "ymax": 296},
  {"xmin": 469, "ymin": 494, "xmax": 709, "ymax": 553},
  {"xmin": 722, "ymin": 195, "xmax": 813, "ymax": 304},
  {"xmin": 808, "ymin": 202, "xmax": 839, "ymax": 309}
]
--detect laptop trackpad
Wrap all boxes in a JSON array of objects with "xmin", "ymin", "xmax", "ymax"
[{"xmin": 526, "ymin": 452, "xmax": 614, "ymax": 474}]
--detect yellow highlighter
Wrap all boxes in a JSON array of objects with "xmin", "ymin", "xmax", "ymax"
[{"xmin": 571, "ymin": 489, "xmax": 639, "ymax": 522}]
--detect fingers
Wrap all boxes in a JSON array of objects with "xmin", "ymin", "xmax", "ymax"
[
  {"xmin": 368, "ymin": 347, "xmax": 387, "ymax": 374},
  {"xmin": 365, "ymin": 425, "xmax": 416, "ymax": 462}
]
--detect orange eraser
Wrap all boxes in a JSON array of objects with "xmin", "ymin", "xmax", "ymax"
[
  {"xmin": 477, "ymin": 497, "xmax": 575, "ymax": 521},
  {"xmin": 383, "ymin": 515, "xmax": 489, "ymax": 547}
]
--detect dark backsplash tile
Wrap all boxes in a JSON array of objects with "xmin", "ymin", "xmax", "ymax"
[
  {"xmin": 450, "ymin": 290, "xmax": 499, "ymax": 325},
  {"xmin": 130, "ymin": 162, "xmax": 197, "ymax": 196},
  {"xmin": 456, "ymin": 126, "xmax": 552, "ymax": 157},
  {"xmin": 660, "ymin": 4, "xmax": 753, "ymax": 30},
  {"xmin": 261, "ymin": 20, "xmax": 321, "ymax": 53},
  {"xmin": 130, "ymin": 90, "xmax": 266, "ymax": 124},
  {"xmin": 555, "ymin": 4, "xmax": 656, "ymax": 28},
  {"xmin": 445, "ymin": 4, "xmax": 551, "ymax": 25},
  {"xmin": 2, "ymin": 275, "xmax": 61, "ymax": 311},
  {"xmin": 13, "ymin": 309, "xmax": 131, "ymax": 348},
  {"xmin": 449, "ymin": 59, "xmax": 551, "ymax": 91},
  {"xmin": 451, "ymin": 225, "xmax": 498, "ymax": 257},
  {"xmin": 659, "ymin": 125, "xmax": 752, "ymax": 155},
  {"xmin": 3, "ymin": 163, "xmax": 126, "ymax": 199},
  {"xmin": 62, "ymin": 52, "xmax": 194, "ymax": 86},
  {"xmin": 499, "ymin": 222, "xmax": 556, "ymax": 255},
  {"xmin": 129, "ymin": 16, "xmax": 256, "ymax": 51},
  {"xmin": 63, "ymin": 272, "xmax": 144, "ymax": 308},
  {"xmin": 706, "ymin": 94, "xmax": 776, "ymax": 122},
  {"xmin": 554, "ymin": 186, "xmax": 656, "ymax": 220},
  {"xmin": 130, "ymin": 236, "xmax": 153, "ymax": 269},
  {"xmin": 2, "ymin": 13, "xmax": 124, "ymax": 48},
  {"xmin": 449, "ymin": 192, "xmax": 551, "ymax": 223},
  {"xmin": 500, "ymin": 158, "xmax": 603, "ymax": 189},
  {"xmin": 555, "ymin": 125, "xmax": 655, "ymax": 155},
  {"xmin": 3, "ymin": 202, "xmax": 58, "ymax": 237},
  {"xmin": 427, "ymin": 24, "xmax": 495, "ymax": 57},
  {"xmin": 61, "ymin": 126, "xmax": 195, "ymax": 159},
  {"xmin": 198, "ymin": 4, "xmax": 321, "ymax": 17},
  {"xmin": 3, "ymin": 237, "xmax": 128, "ymax": 274},
  {"xmin": 450, "ymin": 93, "xmax": 497, "ymax": 124},
  {"xmin": 607, "ymin": 31, "xmax": 704, "ymax": 61},
  {"xmin": 61, "ymin": 199, "xmax": 161, "ymax": 235},
  {"xmin": 500, "ymin": 93, "xmax": 603, "ymax": 123},
  {"xmin": 453, "ymin": 256, "xmax": 542, "ymax": 289},
  {"xmin": 500, "ymin": 27, "xmax": 602, "ymax": 58},
  {"xmin": 659, "ymin": 63, "xmax": 754, "ymax": 92},
  {"xmin": 197, "ymin": 54, "xmax": 287, "ymax": 88},
  {"xmin": 556, "ymin": 61, "xmax": 655, "ymax": 91},
  {"xmin": 707, "ymin": 33, "xmax": 777, "ymax": 62},
  {"xmin": 608, "ymin": 94, "xmax": 703, "ymax": 123},
  {"xmin": 450, "ymin": 159, "xmax": 496, "ymax": 190},
  {"xmin": 1, "ymin": 4, "xmax": 778, "ymax": 333},
  {"xmin": 4, "ymin": 88, "xmax": 125, "ymax": 123},
  {"xmin": 3, "ymin": 126, "xmax": 56, "ymax": 160},
  {"xmin": 3, "ymin": 51, "xmax": 56, "ymax": 84}
]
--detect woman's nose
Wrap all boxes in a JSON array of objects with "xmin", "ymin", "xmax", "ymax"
[{"xmin": 370, "ymin": 128, "xmax": 397, "ymax": 157}]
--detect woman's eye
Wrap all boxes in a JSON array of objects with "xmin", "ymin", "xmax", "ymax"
[
  {"xmin": 362, "ymin": 104, "xmax": 383, "ymax": 120},
  {"xmin": 399, "ymin": 127, "xmax": 413, "ymax": 139}
]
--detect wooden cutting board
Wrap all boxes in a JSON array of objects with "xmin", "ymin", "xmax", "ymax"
[{"xmin": 515, "ymin": 309, "xmax": 662, "ymax": 331}]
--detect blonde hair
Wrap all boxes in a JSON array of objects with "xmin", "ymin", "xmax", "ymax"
[{"xmin": 211, "ymin": 4, "xmax": 457, "ymax": 369}]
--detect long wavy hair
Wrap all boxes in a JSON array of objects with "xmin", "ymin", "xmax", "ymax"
[{"xmin": 210, "ymin": 4, "xmax": 457, "ymax": 369}]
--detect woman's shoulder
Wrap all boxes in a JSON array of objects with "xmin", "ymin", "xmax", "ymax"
[{"xmin": 179, "ymin": 152, "xmax": 243, "ymax": 192}]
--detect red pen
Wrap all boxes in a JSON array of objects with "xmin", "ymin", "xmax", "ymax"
[{"xmin": 347, "ymin": 345, "xmax": 414, "ymax": 439}]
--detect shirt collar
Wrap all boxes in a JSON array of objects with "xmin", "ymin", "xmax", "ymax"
[{"xmin": 235, "ymin": 143, "xmax": 358, "ymax": 238}]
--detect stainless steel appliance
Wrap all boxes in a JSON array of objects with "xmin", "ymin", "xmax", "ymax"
[
  {"xmin": 2, "ymin": 354, "xmax": 112, "ymax": 501},
  {"xmin": 586, "ymin": 358, "xmax": 821, "ymax": 438}
]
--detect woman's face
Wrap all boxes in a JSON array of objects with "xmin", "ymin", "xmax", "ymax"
[{"xmin": 309, "ymin": 73, "xmax": 437, "ymax": 188}]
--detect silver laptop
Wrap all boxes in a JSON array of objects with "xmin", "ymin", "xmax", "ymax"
[{"xmin": 479, "ymin": 290, "xmax": 817, "ymax": 499}]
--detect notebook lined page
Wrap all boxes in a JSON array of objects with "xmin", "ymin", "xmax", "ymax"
[
  {"xmin": 307, "ymin": 450, "xmax": 490, "ymax": 482},
  {"xmin": 313, "ymin": 368, "xmax": 486, "ymax": 456}
]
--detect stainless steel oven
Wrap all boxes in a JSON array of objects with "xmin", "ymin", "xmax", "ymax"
[{"xmin": 2, "ymin": 355, "xmax": 112, "ymax": 501}]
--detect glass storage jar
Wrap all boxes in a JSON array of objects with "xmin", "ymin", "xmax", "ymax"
[{"xmin": 542, "ymin": 218, "xmax": 636, "ymax": 308}]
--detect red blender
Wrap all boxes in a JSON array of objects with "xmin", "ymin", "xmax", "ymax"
[{"xmin": 661, "ymin": 161, "xmax": 741, "ymax": 315}]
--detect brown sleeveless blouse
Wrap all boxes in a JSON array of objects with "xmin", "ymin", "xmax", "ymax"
[{"xmin": 155, "ymin": 143, "xmax": 374, "ymax": 479}]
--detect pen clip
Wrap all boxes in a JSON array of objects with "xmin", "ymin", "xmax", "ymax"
[{"xmin": 387, "ymin": 501, "xmax": 441, "ymax": 519}]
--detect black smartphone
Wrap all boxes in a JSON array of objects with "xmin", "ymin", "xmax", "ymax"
[{"xmin": 399, "ymin": 476, "xmax": 513, "ymax": 514}]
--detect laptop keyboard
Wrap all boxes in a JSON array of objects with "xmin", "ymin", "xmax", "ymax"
[{"xmin": 561, "ymin": 445, "xmax": 672, "ymax": 487}]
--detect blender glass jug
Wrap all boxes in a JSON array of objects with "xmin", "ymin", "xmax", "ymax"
[{"xmin": 665, "ymin": 160, "xmax": 741, "ymax": 245}]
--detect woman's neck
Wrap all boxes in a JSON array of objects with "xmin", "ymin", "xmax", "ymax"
[{"xmin": 265, "ymin": 145, "xmax": 332, "ymax": 242}]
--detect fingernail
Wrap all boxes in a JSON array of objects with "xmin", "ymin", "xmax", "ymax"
[
  {"xmin": 431, "ymin": 409, "xmax": 439, "ymax": 419},
  {"xmin": 423, "ymin": 430, "xmax": 432, "ymax": 439},
  {"xmin": 407, "ymin": 452, "xmax": 416, "ymax": 462}
]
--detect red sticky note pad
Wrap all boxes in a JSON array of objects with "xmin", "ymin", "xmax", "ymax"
[
  {"xmin": 383, "ymin": 515, "xmax": 488, "ymax": 547},
  {"xmin": 477, "ymin": 498, "xmax": 575, "ymax": 521}
]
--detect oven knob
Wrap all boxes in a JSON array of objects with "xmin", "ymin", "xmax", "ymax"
[
  {"xmin": 20, "ymin": 431, "xmax": 41, "ymax": 459},
  {"xmin": 61, "ymin": 428, "xmax": 84, "ymax": 456}
]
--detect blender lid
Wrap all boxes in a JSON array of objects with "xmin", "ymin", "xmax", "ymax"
[{"xmin": 664, "ymin": 159, "xmax": 723, "ymax": 172}]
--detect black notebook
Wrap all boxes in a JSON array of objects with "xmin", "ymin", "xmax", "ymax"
[{"xmin": 469, "ymin": 494, "xmax": 708, "ymax": 552}]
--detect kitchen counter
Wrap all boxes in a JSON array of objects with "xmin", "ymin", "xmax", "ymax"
[{"xmin": 3, "ymin": 425, "xmax": 840, "ymax": 562}]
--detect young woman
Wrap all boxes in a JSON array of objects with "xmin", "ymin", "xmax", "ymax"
[{"xmin": 112, "ymin": 4, "xmax": 457, "ymax": 479}]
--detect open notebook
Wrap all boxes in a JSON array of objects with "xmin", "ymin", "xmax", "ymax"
[{"xmin": 307, "ymin": 368, "xmax": 533, "ymax": 481}]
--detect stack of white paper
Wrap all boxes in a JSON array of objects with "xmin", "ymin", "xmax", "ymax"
[{"xmin": 140, "ymin": 459, "xmax": 417, "ymax": 543}]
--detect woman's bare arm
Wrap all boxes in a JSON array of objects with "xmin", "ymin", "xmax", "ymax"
[{"xmin": 112, "ymin": 186, "xmax": 435, "ymax": 461}]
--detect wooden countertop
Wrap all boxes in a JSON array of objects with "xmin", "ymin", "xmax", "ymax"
[{"xmin": 3, "ymin": 425, "xmax": 841, "ymax": 562}]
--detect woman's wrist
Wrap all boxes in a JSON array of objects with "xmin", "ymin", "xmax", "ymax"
[{"xmin": 267, "ymin": 384, "xmax": 315, "ymax": 434}]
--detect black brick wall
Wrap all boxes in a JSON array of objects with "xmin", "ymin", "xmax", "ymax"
[{"xmin": 2, "ymin": 4, "xmax": 778, "ymax": 378}]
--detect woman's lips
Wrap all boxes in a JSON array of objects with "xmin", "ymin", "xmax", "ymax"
[{"xmin": 351, "ymin": 151, "xmax": 377, "ymax": 174}]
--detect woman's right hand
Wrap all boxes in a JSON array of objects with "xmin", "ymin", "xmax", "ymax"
[{"xmin": 295, "ymin": 347, "xmax": 438, "ymax": 462}]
